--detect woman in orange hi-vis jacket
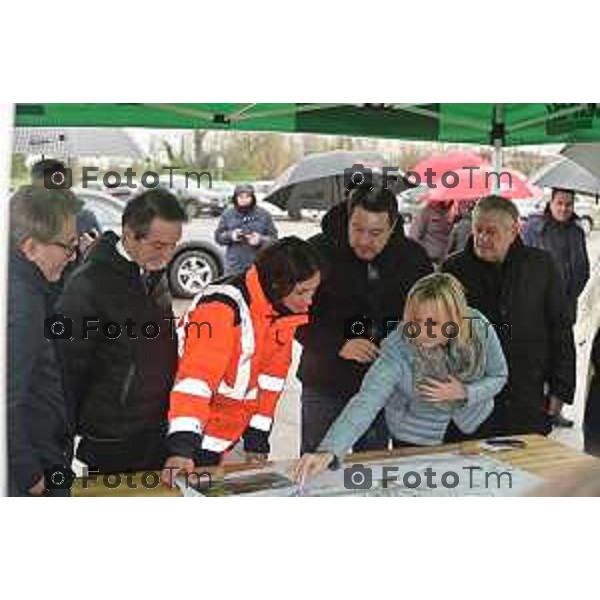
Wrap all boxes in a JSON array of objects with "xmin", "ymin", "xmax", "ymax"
[{"xmin": 161, "ymin": 237, "xmax": 321, "ymax": 485}]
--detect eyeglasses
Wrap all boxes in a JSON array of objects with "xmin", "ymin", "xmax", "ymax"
[{"xmin": 49, "ymin": 239, "xmax": 79, "ymax": 258}]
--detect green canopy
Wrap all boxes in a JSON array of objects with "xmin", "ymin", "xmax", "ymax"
[{"xmin": 13, "ymin": 103, "xmax": 600, "ymax": 146}]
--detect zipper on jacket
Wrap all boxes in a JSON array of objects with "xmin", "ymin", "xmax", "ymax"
[{"xmin": 119, "ymin": 364, "xmax": 136, "ymax": 407}]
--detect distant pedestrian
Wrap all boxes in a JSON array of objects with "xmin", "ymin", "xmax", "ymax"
[{"xmin": 215, "ymin": 184, "xmax": 278, "ymax": 275}]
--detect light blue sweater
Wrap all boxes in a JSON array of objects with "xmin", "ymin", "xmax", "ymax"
[{"xmin": 318, "ymin": 308, "xmax": 508, "ymax": 461}]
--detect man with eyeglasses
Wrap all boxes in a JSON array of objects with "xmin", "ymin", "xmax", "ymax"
[
  {"xmin": 8, "ymin": 186, "xmax": 81, "ymax": 495},
  {"xmin": 55, "ymin": 189, "xmax": 186, "ymax": 474},
  {"xmin": 442, "ymin": 195, "xmax": 576, "ymax": 437},
  {"xmin": 30, "ymin": 158, "xmax": 102, "ymax": 260}
]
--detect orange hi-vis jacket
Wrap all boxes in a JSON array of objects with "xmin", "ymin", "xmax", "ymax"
[{"xmin": 167, "ymin": 265, "xmax": 308, "ymax": 459}]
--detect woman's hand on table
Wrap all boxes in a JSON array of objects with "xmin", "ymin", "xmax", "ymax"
[{"xmin": 293, "ymin": 452, "xmax": 334, "ymax": 484}]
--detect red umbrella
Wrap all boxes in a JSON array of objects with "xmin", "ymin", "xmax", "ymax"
[
  {"xmin": 419, "ymin": 167, "xmax": 542, "ymax": 203},
  {"xmin": 410, "ymin": 150, "xmax": 490, "ymax": 184}
]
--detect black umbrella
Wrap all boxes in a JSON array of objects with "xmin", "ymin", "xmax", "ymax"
[
  {"xmin": 263, "ymin": 150, "xmax": 407, "ymax": 219},
  {"xmin": 531, "ymin": 157, "xmax": 600, "ymax": 196}
]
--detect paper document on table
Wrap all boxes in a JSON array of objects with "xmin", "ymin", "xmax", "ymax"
[{"xmin": 179, "ymin": 452, "xmax": 542, "ymax": 497}]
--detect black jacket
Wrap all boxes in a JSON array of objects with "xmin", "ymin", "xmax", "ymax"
[
  {"xmin": 297, "ymin": 202, "xmax": 433, "ymax": 396},
  {"xmin": 521, "ymin": 208, "xmax": 590, "ymax": 324},
  {"xmin": 55, "ymin": 231, "xmax": 178, "ymax": 442},
  {"xmin": 442, "ymin": 237, "xmax": 576, "ymax": 434},
  {"xmin": 8, "ymin": 250, "xmax": 70, "ymax": 493}
]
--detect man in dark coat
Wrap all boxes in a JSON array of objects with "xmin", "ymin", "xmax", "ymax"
[
  {"xmin": 8, "ymin": 186, "xmax": 81, "ymax": 496},
  {"xmin": 521, "ymin": 188, "xmax": 590, "ymax": 428},
  {"xmin": 297, "ymin": 186, "xmax": 433, "ymax": 453},
  {"xmin": 442, "ymin": 195, "xmax": 576, "ymax": 436},
  {"xmin": 56, "ymin": 189, "xmax": 185, "ymax": 473},
  {"xmin": 521, "ymin": 188, "xmax": 590, "ymax": 325}
]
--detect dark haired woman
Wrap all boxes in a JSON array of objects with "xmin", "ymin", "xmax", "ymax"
[{"xmin": 162, "ymin": 237, "xmax": 321, "ymax": 483}]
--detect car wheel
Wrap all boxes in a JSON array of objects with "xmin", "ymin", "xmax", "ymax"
[
  {"xmin": 169, "ymin": 249, "xmax": 220, "ymax": 298},
  {"xmin": 580, "ymin": 217, "xmax": 593, "ymax": 236}
]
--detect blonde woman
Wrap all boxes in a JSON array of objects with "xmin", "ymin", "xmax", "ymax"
[{"xmin": 294, "ymin": 272, "xmax": 508, "ymax": 482}]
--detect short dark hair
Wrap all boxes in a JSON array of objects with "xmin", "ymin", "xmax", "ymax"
[
  {"xmin": 31, "ymin": 158, "xmax": 66, "ymax": 181},
  {"xmin": 10, "ymin": 185, "xmax": 81, "ymax": 246},
  {"xmin": 347, "ymin": 185, "xmax": 399, "ymax": 224},
  {"xmin": 551, "ymin": 188, "xmax": 575, "ymax": 202},
  {"xmin": 122, "ymin": 188, "xmax": 187, "ymax": 238},
  {"xmin": 255, "ymin": 236, "xmax": 320, "ymax": 301}
]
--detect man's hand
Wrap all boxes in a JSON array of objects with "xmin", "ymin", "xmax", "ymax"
[
  {"xmin": 245, "ymin": 451, "xmax": 268, "ymax": 465},
  {"xmin": 161, "ymin": 455, "xmax": 195, "ymax": 487},
  {"xmin": 417, "ymin": 376, "xmax": 467, "ymax": 403},
  {"xmin": 339, "ymin": 339, "xmax": 380, "ymax": 364},
  {"xmin": 246, "ymin": 232, "xmax": 262, "ymax": 247},
  {"xmin": 28, "ymin": 476, "xmax": 47, "ymax": 496},
  {"xmin": 547, "ymin": 396, "xmax": 564, "ymax": 417}
]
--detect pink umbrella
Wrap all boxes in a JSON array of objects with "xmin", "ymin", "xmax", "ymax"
[
  {"xmin": 410, "ymin": 150, "xmax": 490, "ymax": 184},
  {"xmin": 419, "ymin": 167, "xmax": 542, "ymax": 203}
]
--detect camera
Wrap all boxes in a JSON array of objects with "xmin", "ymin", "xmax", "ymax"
[
  {"xmin": 344, "ymin": 163, "xmax": 373, "ymax": 191},
  {"xmin": 44, "ymin": 465, "xmax": 75, "ymax": 490},
  {"xmin": 44, "ymin": 166, "xmax": 72, "ymax": 190},
  {"xmin": 344, "ymin": 315, "xmax": 374, "ymax": 340},
  {"xmin": 344, "ymin": 464, "xmax": 372, "ymax": 490},
  {"xmin": 44, "ymin": 314, "xmax": 73, "ymax": 340}
]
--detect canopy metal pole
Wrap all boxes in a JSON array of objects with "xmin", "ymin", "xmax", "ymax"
[
  {"xmin": 0, "ymin": 103, "xmax": 14, "ymax": 497},
  {"xmin": 492, "ymin": 104, "xmax": 505, "ymax": 193}
]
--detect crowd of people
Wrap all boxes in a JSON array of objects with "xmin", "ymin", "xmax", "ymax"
[{"xmin": 6, "ymin": 159, "xmax": 599, "ymax": 495}]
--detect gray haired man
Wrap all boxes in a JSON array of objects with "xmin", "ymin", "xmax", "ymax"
[{"xmin": 8, "ymin": 186, "xmax": 81, "ymax": 496}]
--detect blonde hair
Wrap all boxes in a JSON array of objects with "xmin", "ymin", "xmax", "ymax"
[{"xmin": 403, "ymin": 272, "xmax": 470, "ymax": 345}]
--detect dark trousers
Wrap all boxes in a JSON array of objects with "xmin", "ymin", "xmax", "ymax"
[
  {"xmin": 479, "ymin": 392, "xmax": 553, "ymax": 438},
  {"xmin": 584, "ymin": 382, "xmax": 600, "ymax": 457},
  {"xmin": 77, "ymin": 430, "xmax": 166, "ymax": 474},
  {"xmin": 300, "ymin": 387, "xmax": 390, "ymax": 454}
]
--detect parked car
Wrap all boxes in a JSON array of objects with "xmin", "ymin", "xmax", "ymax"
[
  {"xmin": 83, "ymin": 180, "xmax": 136, "ymax": 202},
  {"xmin": 74, "ymin": 188, "xmax": 225, "ymax": 298},
  {"xmin": 251, "ymin": 180, "xmax": 275, "ymax": 201},
  {"xmin": 195, "ymin": 180, "xmax": 235, "ymax": 216},
  {"xmin": 151, "ymin": 175, "xmax": 229, "ymax": 218}
]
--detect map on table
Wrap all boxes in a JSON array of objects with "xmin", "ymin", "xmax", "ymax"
[{"xmin": 177, "ymin": 452, "xmax": 542, "ymax": 497}]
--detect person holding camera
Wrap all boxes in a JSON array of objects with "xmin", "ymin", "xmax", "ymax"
[
  {"xmin": 8, "ymin": 186, "xmax": 81, "ymax": 496},
  {"xmin": 296, "ymin": 184, "xmax": 433, "ymax": 454},
  {"xmin": 161, "ymin": 238, "xmax": 320, "ymax": 484},
  {"xmin": 55, "ymin": 189, "xmax": 186, "ymax": 474},
  {"xmin": 214, "ymin": 183, "xmax": 279, "ymax": 275},
  {"xmin": 294, "ymin": 273, "xmax": 508, "ymax": 483}
]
